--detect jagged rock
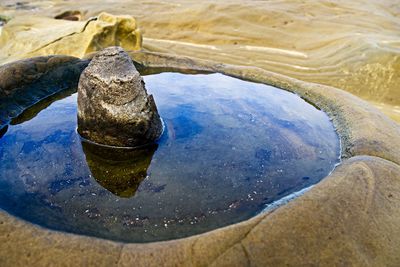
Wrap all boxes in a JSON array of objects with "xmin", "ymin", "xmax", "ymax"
[{"xmin": 77, "ymin": 46, "xmax": 163, "ymax": 147}]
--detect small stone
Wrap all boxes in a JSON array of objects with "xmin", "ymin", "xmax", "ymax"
[{"xmin": 77, "ymin": 46, "xmax": 163, "ymax": 147}]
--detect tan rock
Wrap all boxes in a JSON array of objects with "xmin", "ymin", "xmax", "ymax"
[
  {"xmin": 54, "ymin": 10, "xmax": 83, "ymax": 21},
  {"xmin": 0, "ymin": 12, "xmax": 142, "ymax": 64}
]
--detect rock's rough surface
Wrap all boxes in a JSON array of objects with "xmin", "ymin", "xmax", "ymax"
[{"xmin": 77, "ymin": 47, "xmax": 163, "ymax": 147}]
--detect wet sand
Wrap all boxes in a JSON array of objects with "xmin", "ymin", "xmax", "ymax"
[{"xmin": 0, "ymin": 0, "xmax": 399, "ymax": 122}]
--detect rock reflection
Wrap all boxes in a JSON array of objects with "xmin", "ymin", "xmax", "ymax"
[
  {"xmin": 0, "ymin": 125, "xmax": 7, "ymax": 138},
  {"xmin": 81, "ymin": 141, "xmax": 157, "ymax": 198}
]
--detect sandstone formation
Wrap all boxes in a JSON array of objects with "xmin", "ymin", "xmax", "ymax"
[
  {"xmin": 0, "ymin": 12, "xmax": 142, "ymax": 64},
  {"xmin": 54, "ymin": 10, "xmax": 83, "ymax": 21},
  {"xmin": 77, "ymin": 47, "xmax": 163, "ymax": 147},
  {"xmin": 2, "ymin": 1, "xmax": 399, "ymax": 122}
]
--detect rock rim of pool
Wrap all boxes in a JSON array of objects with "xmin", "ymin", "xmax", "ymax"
[{"xmin": 0, "ymin": 51, "xmax": 400, "ymax": 266}]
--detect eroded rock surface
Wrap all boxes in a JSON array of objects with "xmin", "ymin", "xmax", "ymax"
[
  {"xmin": 77, "ymin": 46, "xmax": 163, "ymax": 147},
  {"xmin": 0, "ymin": 12, "xmax": 142, "ymax": 64}
]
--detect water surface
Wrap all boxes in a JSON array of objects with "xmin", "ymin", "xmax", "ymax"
[{"xmin": 0, "ymin": 73, "xmax": 340, "ymax": 242}]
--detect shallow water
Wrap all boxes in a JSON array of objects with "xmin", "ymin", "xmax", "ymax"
[
  {"xmin": 0, "ymin": 73, "xmax": 339, "ymax": 242},
  {"xmin": 1, "ymin": 0, "xmax": 399, "ymax": 122}
]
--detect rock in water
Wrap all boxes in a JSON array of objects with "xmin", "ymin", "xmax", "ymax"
[{"xmin": 77, "ymin": 46, "xmax": 163, "ymax": 147}]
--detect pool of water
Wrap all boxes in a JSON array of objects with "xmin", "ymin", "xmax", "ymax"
[{"xmin": 0, "ymin": 72, "xmax": 340, "ymax": 242}]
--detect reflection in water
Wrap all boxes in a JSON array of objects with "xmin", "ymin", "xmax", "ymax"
[
  {"xmin": 0, "ymin": 125, "xmax": 7, "ymax": 138},
  {"xmin": 0, "ymin": 73, "xmax": 340, "ymax": 242},
  {"xmin": 82, "ymin": 141, "xmax": 157, "ymax": 198},
  {"xmin": 10, "ymin": 87, "xmax": 77, "ymax": 126}
]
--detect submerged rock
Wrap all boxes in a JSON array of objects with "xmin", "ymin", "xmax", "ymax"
[{"xmin": 77, "ymin": 46, "xmax": 163, "ymax": 147}]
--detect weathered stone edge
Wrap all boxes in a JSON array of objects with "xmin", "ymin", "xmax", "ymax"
[{"xmin": 0, "ymin": 55, "xmax": 89, "ymax": 128}]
